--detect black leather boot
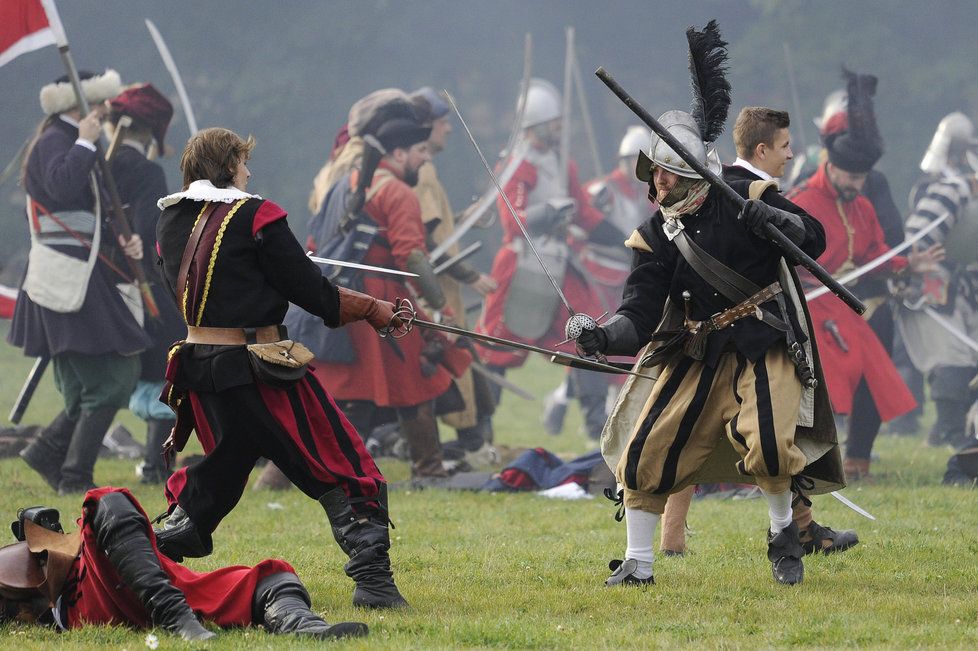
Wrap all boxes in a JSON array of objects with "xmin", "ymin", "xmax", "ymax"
[
  {"xmin": 92, "ymin": 492, "xmax": 216, "ymax": 641},
  {"xmin": 20, "ymin": 410, "xmax": 76, "ymax": 490},
  {"xmin": 58, "ymin": 407, "xmax": 117, "ymax": 494},
  {"xmin": 253, "ymin": 572, "xmax": 367, "ymax": 638},
  {"xmin": 767, "ymin": 521, "xmax": 805, "ymax": 585},
  {"xmin": 138, "ymin": 419, "xmax": 175, "ymax": 484},
  {"xmin": 319, "ymin": 485, "xmax": 408, "ymax": 609},
  {"xmin": 154, "ymin": 506, "xmax": 214, "ymax": 563}
]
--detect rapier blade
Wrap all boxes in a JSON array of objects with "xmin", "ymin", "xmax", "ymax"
[
  {"xmin": 307, "ymin": 254, "xmax": 418, "ymax": 278},
  {"xmin": 830, "ymin": 490, "xmax": 876, "ymax": 520},
  {"xmin": 146, "ymin": 19, "xmax": 199, "ymax": 135}
]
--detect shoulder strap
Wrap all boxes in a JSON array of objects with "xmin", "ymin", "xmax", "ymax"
[
  {"xmin": 672, "ymin": 229, "xmax": 788, "ymax": 331},
  {"xmin": 672, "ymin": 230, "xmax": 759, "ymax": 301},
  {"xmin": 177, "ymin": 202, "xmax": 220, "ymax": 311}
]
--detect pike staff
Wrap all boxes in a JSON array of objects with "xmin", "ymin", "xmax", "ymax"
[{"xmin": 594, "ymin": 66, "xmax": 866, "ymax": 316}]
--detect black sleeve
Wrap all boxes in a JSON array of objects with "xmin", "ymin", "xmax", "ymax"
[
  {"xmin": 130, "ymin": 162, "xmax": 169, "ymax": 265},
  {"xmin": 256, "ymin": 219, "xmax": 341, "ymax": 327},
  {"xmin": 760, "ymin": 186, "xmax": 826, "ymax": 260},
  {"xmin": 615, "ymin": 222, "xmax": 673, "ymax": 343},
  {"xmin": 864, "ymin": 171, "xmax": 905, "ymax": 248}
]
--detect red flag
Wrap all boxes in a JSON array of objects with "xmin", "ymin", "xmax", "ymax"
[{"xmin": 0, "ymin": 0, "xmax": 66, "ymax": 68}]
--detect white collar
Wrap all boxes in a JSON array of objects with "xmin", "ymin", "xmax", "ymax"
[
  {"xmin": 122, "ymin": 139, "xmax": 147, "ymax": 156},
  {"xmin": 157, "ymin": 179, "xmax": 261, "ymax": 210},
  {"xmin": 732, "ymin": 157, "xmax": 773, "ymax": 181},
  {"xmin": 59, "ymin": 114, "xmax": 80, "ymax": 129}
]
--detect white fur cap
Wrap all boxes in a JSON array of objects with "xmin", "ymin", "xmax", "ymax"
[{"xmin": 39, "ymin": 69, "xmax": 122, "ymax": 115}]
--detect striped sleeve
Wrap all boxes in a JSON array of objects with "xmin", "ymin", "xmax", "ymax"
[{"xmin": 905, "ymin": 176, "xmax": 970, "ymax": 249}]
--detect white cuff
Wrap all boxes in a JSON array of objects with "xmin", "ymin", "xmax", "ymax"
[{"xmin": 74, "ymin": 138, "xmax": 97, "ymax": 152}]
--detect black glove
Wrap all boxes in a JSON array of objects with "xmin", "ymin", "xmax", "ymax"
[
  {"xmin": 739, "ymin": 199, "xmax": 806, "ymax": 245},
  {"xmin": 419, "ymin": 335, "xmax": 445, "ymax": 378},
  {"xmin": 575, "ymin": 325, "xmax": 608, "ymax": 357},
  {"xmin": 525, "ymin": 198, "xmax": 576, "ymax": 236}
]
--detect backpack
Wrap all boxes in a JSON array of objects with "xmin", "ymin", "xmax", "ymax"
[{"xmin": 284, "ymin": 170, "xmax": 392, "ymax": 363}]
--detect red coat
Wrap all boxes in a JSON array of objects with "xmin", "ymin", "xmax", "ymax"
[
  {"xmin": 788, "ymin": 164, "xmax": 915, "ymax": 420},
  {"xmin": 66, "ymin": 488, "xmax": 292, "ymax": 629},
  {"xmin": 313, "ymin": 162, "xmax": 456, "ymax": 407},
  {"xmin": 477, "ymin": 156, "xmax": 604, "ymax": 368}
]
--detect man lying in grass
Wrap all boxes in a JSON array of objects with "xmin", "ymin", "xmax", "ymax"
[{"xmin": 0, "ymin": 487, "xmax": 366, "ymax": 642}]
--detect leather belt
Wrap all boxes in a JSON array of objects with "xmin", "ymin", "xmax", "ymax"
[
  {"xmin": 185, "ymin": 325, "xmax": 288, "ymax": 345},
  {"xmin": 686, "ymin": 282, "xmax": 783, "ymax": 335}
]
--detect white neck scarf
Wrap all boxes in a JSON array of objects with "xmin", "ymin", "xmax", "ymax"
[{"xmin": 157, "ymin": 179, "xmax": 261, "ymax": 210}]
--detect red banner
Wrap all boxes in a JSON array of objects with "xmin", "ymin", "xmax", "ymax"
[{"xmin": 0, "ymin": 0, "xmax": 55, "ymax": 68}]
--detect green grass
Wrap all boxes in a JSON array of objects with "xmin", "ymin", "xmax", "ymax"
[{"xmin": 1, "ymin": 323, "xmax": 976, "ymax": 649}]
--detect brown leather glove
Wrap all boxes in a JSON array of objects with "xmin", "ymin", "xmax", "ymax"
[{"xmin": 337, "ymin": 286, "xmax": 401, "ymax": 331}]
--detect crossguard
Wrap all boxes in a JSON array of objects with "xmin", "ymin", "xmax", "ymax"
[{"xmin": 380, "ymin": 297, "xmax": 416, "ymax": 339}]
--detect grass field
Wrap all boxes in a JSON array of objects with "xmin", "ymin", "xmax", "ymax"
[{"xmin": 0, "ymin": 322, "xmax": 976, "ymax": 649}]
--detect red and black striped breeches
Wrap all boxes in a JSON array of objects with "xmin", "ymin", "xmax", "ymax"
[{"xmin": 164, "ymin": 373, "xmax": 384, "ymax": 533}]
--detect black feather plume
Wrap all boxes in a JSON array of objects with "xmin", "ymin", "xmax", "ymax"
[
  {"xmin": 686, "ymin": 20, "xmax": 731, "ymax": 143},
  {"xmin": 842, "ymin": 67, "xmax": 883, "ymax": 155}
]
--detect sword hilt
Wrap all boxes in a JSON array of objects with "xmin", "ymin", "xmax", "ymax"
[
  {"xmin": 564, "ymin": 311, "xmax": 610, "ymax": 363},
  {"xmin": 382, "ymin": 297, "xmax": 416, "ymax": 339}
]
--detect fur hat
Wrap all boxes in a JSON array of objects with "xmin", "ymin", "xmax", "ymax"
[
  {"xmin": 39, "ymin": 68, "xmax": 122, "ymax": 115},
  {"xmin": 110, "ymin": 83, "xmax": 174, "ymax": 150},
  {"xmin": 822, "ymin": 68, "xmax": 883, "ymax": 173}
]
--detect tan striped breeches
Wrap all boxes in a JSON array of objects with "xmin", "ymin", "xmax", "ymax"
[{"xmin": 617, "ymin": 344, "xmax": 807, "ymax": 514}]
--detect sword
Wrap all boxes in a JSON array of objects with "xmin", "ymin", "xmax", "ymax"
[
  {"xmin": 307, "ymin": 254, "xmax": 419, "ymax": 278},
  {"xmin": 471, "ymin": 360, "xmax": 535, "ymax": 401},
  {"xmin": 386, "ymin": 298, "xmax": 651, "ymax": 379},
  {"xmin": 10, "ymin": 357, "xmax": 49, "ymax": 424},
  {"xmin": 922, "ymin": 306, "xmax": 978, "ymax": 353},
  {"xmin": 145, "ymin": 19, "xmax": 199, "ymax": 135},
  {"xmin": 830, "ymin": 490, "xmax": 876, "ymax": 520},
  {"xmin": 433, "ymin": 241, "xmax": 482, "ymax": 275},
  {"xmin": 444, "ymin": 91, "xmax": 605, "ymax": 352},
  {"xmin": 805, "ymin": 211, "xmax": 950, "ymax": 301}
]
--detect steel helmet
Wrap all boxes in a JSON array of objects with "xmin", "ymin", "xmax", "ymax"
[
  {"xmin": 635, "ymin": 111, "xmax": 722, "ymax": 181},
  {"xmin": 618, "ymin": 126, "xmax": 650, "ymax": 159},
  {"xmin": 920, "ymin": 112, "xmax": 978, "ymax": 174},
  {"xmin": 520, "ymin": 78, "xmax": 562, "ymax": 129}
]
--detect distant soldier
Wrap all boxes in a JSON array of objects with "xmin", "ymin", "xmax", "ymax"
[
  {"xmin": 12, "ymin": 69, "xmax": 150, "ymax": 495},
  {"xmin": 106, "ymin": 83, "xmax": 186, "ymax": 484},
  {"xmin": 896, "ymin": 112, "xmax": 978, "ymax": 481}
]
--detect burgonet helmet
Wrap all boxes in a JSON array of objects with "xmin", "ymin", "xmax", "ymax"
[
  {"xmin": 618, "ymin": 125, "xmax": 650, "ymax": 159},
  {"xmin": 520, "ymin": 78, "xmax": 562, "ymax": 129},
  {"xmin": 920, "ymin": 112, "xmax": 978, "ymax": 175},
  {"xmin": 636, "ymin": 20, "xmax": 730, "ymax": 181}
]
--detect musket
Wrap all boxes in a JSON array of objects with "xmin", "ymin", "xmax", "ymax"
[
  {"xmin": 594, "ymin": 67, "xmax": 866, "ymax": 316},
  {"xmin": 145, "ymin": 19, "xmax": 199, "ymax": 135},
  {"xmin": 782, "ymin": 42, "xmax": 809, "ymax": 154},
  {"xmin": 9, "ymin": 357, "xmax": 49, "ymax": 424},
  {"xmin": 444, "ymin": 91, "xmax": 606, "ymax": 352},
  {"xmin": 386, "ymin": 298, "xmax": 652, "ymax": 379},
  {"xmin": 46, "ymin": 15, "xmax": 161, "ymax": 319}
]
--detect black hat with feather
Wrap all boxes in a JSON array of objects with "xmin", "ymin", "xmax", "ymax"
[{"xmin": 823, "ymin": 68, "xmax": 883, "ymax": 173}]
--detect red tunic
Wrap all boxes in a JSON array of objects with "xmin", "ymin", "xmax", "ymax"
[
  {"xmin": 313, "ymin": 162, "xmax": 454, "ymax": 406},
  {"xmin": 66, "ymin": 488, "xmax": 292, "ymax": 629},
  {"xmin": 477, "ymin": 156, "xmax": 604, "ymax": 368},
  {"xmin": 788, "ymin": 164, "xmax": 915, "ymax": 420}
]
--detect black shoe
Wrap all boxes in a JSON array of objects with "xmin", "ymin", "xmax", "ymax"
[
  {"xmin": 60, "ymin": 407, "xmax": 117, "ymax": 490},
  {"xmin": 800, "ymin": 520, "xmax": 859, "ymax": 555},
  {"xmin": 768, "ymin": 522, "xmax": 804, "ymax": 585},
  {"xmin": 154, "ymin": 506, "xmax": 213, "ymax": 562},
  {"xmin": 20, "ymin": 411, "xmax": 76, "ymax": 490},
  {"xmin": 255, "ymin": 572, "xmax": 368, "ymax": 639},
  {"xmin": 605, "ymin": 559, "xmax": 654, "ymax": 586}
]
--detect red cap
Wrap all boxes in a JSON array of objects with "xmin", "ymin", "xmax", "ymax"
[
  {"xmin": 110, "ymin": 84, "xmax": 174, "ymax": 151},
  {"xmin": 820, "ymin": 111, "xmax": 849, "ymax": 137}
]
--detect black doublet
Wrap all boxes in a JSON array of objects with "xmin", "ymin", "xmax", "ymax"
[{"xmin": 617, "ymin": 180, "xmax": 825, "ymax": 367}]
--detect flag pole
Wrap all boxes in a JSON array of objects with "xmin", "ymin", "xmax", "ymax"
[{"xmin": 40, "ymin": 0, "xmax": 160, "ymax": 318}]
